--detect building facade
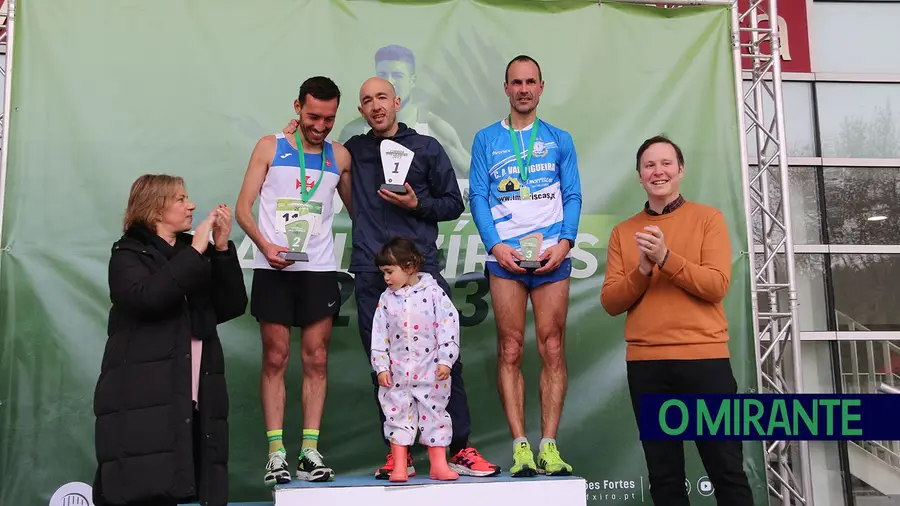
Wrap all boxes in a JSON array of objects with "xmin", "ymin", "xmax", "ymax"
[{"xmin": 745, "ymin": 1, "xmax": 900, "ymax": 505}]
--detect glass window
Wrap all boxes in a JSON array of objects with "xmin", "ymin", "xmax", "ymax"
[
  {"xmin": 816, "ymin": 83, "xmax": 900, "ymax": 158},
  {"xmin": 756, "ymin": 253, "xmax": 829, "ymax": 331},
  {"xmin": 743, "ymin": 81, "xmax": 816, "ymax": 156},
  {"xmin": 750, "ymin": 166, "xmax": 822, "ymax": 245},
  {"xmin": 811, "ymin": 2, "xmax": 900, "ymax": 74},
  {"xmin": 837, "ymin": 339, "xmax": 900, "ymax": 395},
  {"xmin": 823, "ymin": 167, "xmax": 900, "ymax": 245},
  {"xmin": 831, "ymin": 254, "xmax": 900, "ymax": 331},
  {"xmin": 835, "ymin": 336, "xmax": 900, "ymax": 500},
  {"xmin": 757, "ymin": 254, "xmax": 900, "ymax": 332}
]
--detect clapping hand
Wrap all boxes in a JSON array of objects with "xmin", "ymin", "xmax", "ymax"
[
  {"xmin": 212, "ymin": 204, "xmax": 233, "ymax": 251},
  {"xmin": 638, "ymin": 249, "xmax": 655, "ymax": 276},
  {"xmin": 191, "ymin": 211, "xmax": 217, "ymax": 254},
  {"xmin": 635, "ymin": 226, "xmax": 668, "ymax": 266}
]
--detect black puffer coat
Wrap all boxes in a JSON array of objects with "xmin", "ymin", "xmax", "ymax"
[{"xmin": 93, "ymin": 224, "xmax": 247, "ymax": 506}]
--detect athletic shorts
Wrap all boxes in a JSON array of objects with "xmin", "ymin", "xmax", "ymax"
[
  {"xmin": 484, "ymin": 258, "xmax": 572, "ymax": 291},
  {"xmin": 250, "ymin": 269, "xmax": 341, "ymax": 328}
]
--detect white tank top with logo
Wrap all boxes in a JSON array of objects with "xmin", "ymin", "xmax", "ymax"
[{"xmin": 252, "ymin": 133, "xmax": 339, "ymax": 272}]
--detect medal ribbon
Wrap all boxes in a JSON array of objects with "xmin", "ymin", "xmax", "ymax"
[
  {"xmin": 508, "ymin": 114, "xmax": 539, "ymax": 184},
  {"xmin": 295, "ymin": 130, "xmax": 326, "ymax": 203}
]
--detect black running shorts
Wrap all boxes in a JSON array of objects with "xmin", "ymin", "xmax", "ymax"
[{"xmin": 250, "ymin": 268, "xmax": 341, "ymax": 328}]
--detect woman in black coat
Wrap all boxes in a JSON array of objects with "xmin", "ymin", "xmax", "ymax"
[{"xmin": 93, "ymin": 174, "xmax": 248, "ymax": 506}]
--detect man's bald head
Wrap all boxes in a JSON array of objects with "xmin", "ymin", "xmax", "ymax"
[
  {"xmin": 357, "ymin": 76, "xmax": 401, "ymax": 136},
  {"xmin": 359, "ymin": 77, "xmax": 396, "ymax": 104}
]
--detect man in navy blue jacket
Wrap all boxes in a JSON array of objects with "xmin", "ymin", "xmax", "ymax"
[{"xmin": 284, "ymin": 77, "xmax": 500, "ymax": 480}]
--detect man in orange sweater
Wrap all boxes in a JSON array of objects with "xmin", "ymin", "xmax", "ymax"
[{"xmin": 600, "ymin": 136, "xmax": 754, "ymax": 505}]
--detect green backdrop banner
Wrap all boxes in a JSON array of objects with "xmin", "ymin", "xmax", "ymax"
[{"xmin": 0, "ymin": 1, "xmax": 765, "ymax": 504}]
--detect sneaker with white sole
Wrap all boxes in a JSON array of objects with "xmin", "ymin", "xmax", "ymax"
[
  {"xmin": 296, "ymin": 448, "xmax": 335, "ymax": 482},
  {"xmin": 264, "ymin": 450, "xmax": 291, "ymax": 486}
]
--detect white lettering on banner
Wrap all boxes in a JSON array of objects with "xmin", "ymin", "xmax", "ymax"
[
  {"xmin": 584, "ymin": 475, "xmax": 709, "ymax": 502},
  {"xmin": 49, "ymin": 482, "xmax": 94, "ymax": 506},
  {"xmin": 571, "ymin": 233, "xmax": 599, "ymax": 278},
  {"xmin": 585, "ymin": 478, "xmax": 639, "ymax": 502},
  {"xmin": 463, "ymin": 234, "xmax": 487, "ymax": 275}
]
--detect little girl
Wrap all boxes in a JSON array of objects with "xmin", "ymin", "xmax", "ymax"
[{"xmin": 370, "ymin": 237, "xmax": 460, "ymax": 482}]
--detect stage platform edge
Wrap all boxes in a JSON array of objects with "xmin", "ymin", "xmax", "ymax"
[{"xmin": 272, "ymin": 473, "xmax": 587, "ymax": 506}]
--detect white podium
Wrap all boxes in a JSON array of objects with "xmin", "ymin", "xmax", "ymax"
[{"xmin": 272, "ymin": 474, "xmax": 587, "ymax": 506}]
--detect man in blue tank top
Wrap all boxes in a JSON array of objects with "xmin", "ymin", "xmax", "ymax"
[
  {"xmin": 470, "ymin": 55, "xmax": 582, "ymax": 478},
  {"xmin": 235, "ymin": 77, "xmax": 352, "ymax": 486}
]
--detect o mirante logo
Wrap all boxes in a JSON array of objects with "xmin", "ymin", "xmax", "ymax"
[{"xmin": 637, "ymin": 394, "xmax": 900, "ymax": 440}]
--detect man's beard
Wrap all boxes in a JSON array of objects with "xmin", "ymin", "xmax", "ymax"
[
  {"xmin": 370, "ymin": 111, "xmax": 397, "ymax": 134},
  {"xmin": 299, "ymin": 124, "xmax": 325, "ymax": 147},
  {"xmin": 516, "ymin": 105, "xmax": 535, "ymax": 115},
  {"xmin": 514, "ymin": 98, "xmax": 536, "ymax": 115}
]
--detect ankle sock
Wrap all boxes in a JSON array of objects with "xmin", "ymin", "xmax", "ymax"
[
  {"xmin": 513, "ymin": 437, "xmax": 528, "ymax": 451},
  {"xmin": 540, "ymin": 437, "xmax": 556, "ymax": 450},
  {"xmin": 267, "ymin": 429, "xmax": 285, "ymax": 454},
  {"xmin": 301, "ymin": 428, "xmax": 319, "ymax": 452}
]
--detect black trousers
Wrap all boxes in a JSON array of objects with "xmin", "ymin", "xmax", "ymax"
[
  {"xmin": 627, "ymin": 358, "xmax": 755, "ymax": 506},
  {"xmin": 354, "ymin": 270, "xmax": 472, "ymax": 452}
]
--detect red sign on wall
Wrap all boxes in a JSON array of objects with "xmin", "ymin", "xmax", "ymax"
[
  {"xmin": 651, "ymin": 0, "xmax": 811, "ymax": 73},
  {"xmin": 737, "ymin": 0, "xmax": 811, "ymax": 73},
  {"xmin": 0, "ymin": 0, "xmax": 8, "ymax": 44}
]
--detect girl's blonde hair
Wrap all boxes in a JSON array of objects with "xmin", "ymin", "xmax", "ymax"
[{"xmin": 122, "ymin": 174, "xmax": 185, "ymax": 232}]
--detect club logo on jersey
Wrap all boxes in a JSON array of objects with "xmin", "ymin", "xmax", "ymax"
[
  {"xmin": 532, "ymin": 140, "xmax": 548, "ymax": 158},
  {"xmin": 497, "ymin": 176, "xmax": 521, "ymax": 193},
  {"xmin": 296, "ymin": 176, "xmax": 316, "ymax": 191}
]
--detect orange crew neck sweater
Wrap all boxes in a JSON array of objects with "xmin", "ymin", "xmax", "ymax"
[{"xmin": 600, "ymin": 201, "xmax": 733, "ymax": 361}]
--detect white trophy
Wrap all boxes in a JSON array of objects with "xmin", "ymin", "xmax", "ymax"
[
  {"xmin": 379, "ymin": 139, "xmax": 414, "ymax": 194},
  {"xmin": 275, "ymin": 199, "xmax": 318, "ymax": 262},
  {"xmin": 517, "ymin": 232, "xmax": 544, "ymax": 270}
]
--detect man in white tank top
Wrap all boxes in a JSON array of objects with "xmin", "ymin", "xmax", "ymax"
[{"xmin": 235, "ymin": 77, "xmax": 352, "ymax": 487}]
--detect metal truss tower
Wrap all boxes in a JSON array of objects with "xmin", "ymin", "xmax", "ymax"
[
  {"xmin": 733, "ymin": 0, "xmax": 813, "ymax": 504},
  {"xmin": 604, "ymin": 0, "xmax": 813, "ymax": 504}
]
